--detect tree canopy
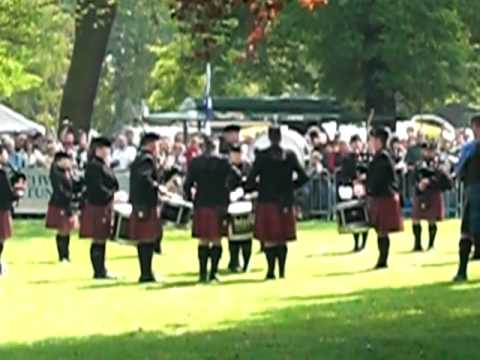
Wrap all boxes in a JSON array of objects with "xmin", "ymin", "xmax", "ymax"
[{"xmin": 1, "ymin": 0, "xmax": 480, "ymax": 132}]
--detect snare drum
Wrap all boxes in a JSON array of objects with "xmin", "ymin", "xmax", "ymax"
[
  {"xmin": 228, "ymin": 201, "xmax": 254, "ymax": 241},
  {"xmin": 336, "ymin": 199, "xmax": 370, "ymax": 234},
  {"xmin": 111, "ymin": 203, "xmax": 135, "ymax": 245},
  {"xmin": 161, "ymin": 197, "xmax": 193, "ymax": 226}
]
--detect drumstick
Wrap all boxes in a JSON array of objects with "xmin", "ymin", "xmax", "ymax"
[{"xmin": 366, "ymin": 108, "xmax": 375, "ymax": 139}]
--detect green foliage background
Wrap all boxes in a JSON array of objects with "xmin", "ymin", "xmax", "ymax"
[{"xmin": 2, "ymin": 0, "xmax": 480, "ymax": 131}]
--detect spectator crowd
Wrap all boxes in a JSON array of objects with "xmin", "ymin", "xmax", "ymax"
[{"xmin": 0, "ymin": 122, "xmax": 471, "ymax": 219}]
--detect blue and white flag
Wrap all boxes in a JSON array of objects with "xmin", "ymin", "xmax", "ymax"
[{"xmin": 203, "ymin": 62, "xmax": 213, "ymax": 135}]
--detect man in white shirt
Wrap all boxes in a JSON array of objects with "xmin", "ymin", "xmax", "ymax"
[{"xmin": 111, "ymin": 134, "xmax": 136, "ymax": 171}]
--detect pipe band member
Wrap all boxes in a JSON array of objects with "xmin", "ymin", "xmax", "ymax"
[
  {"xmin": 184, "ymin": 136, "xmax": 232, "ymax": 283},
  {"xmin": 129, "ymin": 133, "xmax": 163, "ymax": 283},
  {"xmin": 338, "ymin": 135, "xmax": 369, "ymax": 252},
  {"xmin": 411, "ymin": 142, "xmax": 452, "ymax": 252},
  {"xmin": 245, "ymin": 126, "xmax": 309, "ymax": 280},
  {"xmin": 79, "ymin": 137, "xmax": 119, "ymax": 279},
  {"xmin": 227, "ymin": 143, "xmax": 252, "ymax": 273},
  {"xmin": 453, "ymin": 115, "xmax": 480, "ymax": 282},
  {"xmin": 0, "ymin": 145, "xmax": 24, "ymax": 276},
  {"xmin": 367, "ymin": 127, "xmax": 404, "ymax": 269},
  {"xmin": 46, "ymin": 151, "xmax": 78, "ymax": 263}
]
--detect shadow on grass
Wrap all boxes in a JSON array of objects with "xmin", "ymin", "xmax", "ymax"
[
  {"xmin": 77, "ymin": 277, "xmax": 267, "ymax": 291},
  {"xmin": 146, "ymin": 277, "xmax": 267, "ymax": 291},
  {"xmin": 3, "ymin": 281, "xmax": 480, "ymax": 359},
  {"xmin": 78, "ymin": 281, "xmax": 141, "ymax": 290},
  {"xmin": 167, "ymin": 268, "xmax": 264, "ymax": 279},
  {"xmin": 314, "ymin": 268, "xmax": 375, "ymax": 278},
  {"xmin": 108, "ymin": 255, "xmax": 138, "ymax": 261},
  {"xmin": 308, "ymin": 249, "xmax": 360, "ymax": 258},
  {"xmin": 397, "ymin": 250, "xmax": 423, "ymax": 255},
  {"xmin": 30, "ymin": 278, "xmax": 88, "ymax": 285},
  {"xmin": 26, "ymin": 260, "xmax": 58, "ymax": 266},
  {"xmin": 421, "ymin": 261, "xmax": 458, "ymax": 268}
]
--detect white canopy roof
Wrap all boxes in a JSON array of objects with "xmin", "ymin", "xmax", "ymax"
[{"xmin": 0, "ymin": 104, "xmax": 45, "ymax": 134}]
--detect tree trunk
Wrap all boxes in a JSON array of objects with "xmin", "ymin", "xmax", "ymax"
[
  {"xmin": 59, "ymin": 0, "xmax": 117, "ymax": 134},
  {"xmin": 362, "ymin": 0, "xmax": 396, "ymax": 126}
]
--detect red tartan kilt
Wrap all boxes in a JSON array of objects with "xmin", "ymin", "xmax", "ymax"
[
  {"xmin": 255, "ymin": 203, "xmax": 296, "ymax": 244},
  {"xmin": 46, "ymin": 205, "xmax": 77, "ymax": 233},
  {"xmin": 368, "ymin": 194, "xmax": 404, "ymax": 234},
  {"xmin": 79, "ymin": 203, "xmax": 113, "ymax": 240},
  {"xmin": 192, "ymin": 207, "xmax": 227, "ymax": 240},
  {"xmin": 0, "ymin": 210, "xmax": 12, "ymax": 240},
  {"xmin": 412, "ymin": 191, "xmax": 444, "ymax": 222},
  {"xmin": 128, "ymin": 206, "xmax": 162, "ymax": 243}
]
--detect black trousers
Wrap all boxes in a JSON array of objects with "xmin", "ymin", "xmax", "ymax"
[{"xmin": 228, "ymin": 239, "xmax": 252, "ymax": 271}]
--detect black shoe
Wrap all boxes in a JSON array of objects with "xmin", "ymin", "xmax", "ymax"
[
  {"xmin": 199, "ymin": 274, "xmax": 209, "ymax": 283},
  {"xmin": 374, "ymin": 263, "xmax": 388, "ymax": 270},
  {"xmin": 453, "ymin": 274, "xmax": 467, "ymax": 283},
  {"xmin": 139, "ymin": 275, "xmax": 156, "ymax": 283},
  {"xmin": 265, "ymin": 273, "xmax": 276, "ymax": 280},
  {"xmin": 94, "ymin": 273, "xmax": 116, "ymax": 280},
  {"xmin": 209, "ymin": 274, "xmax": 222, "ymax": 283},
  {"xmin": 154, "ymin": 241, "xmax": 162, "ymax": 255},
  {"xmin": 228, "ymin": 266, "xmax": 242, "ymax": 273}
]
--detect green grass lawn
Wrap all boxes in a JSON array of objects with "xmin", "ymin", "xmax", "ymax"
[{"xmin": 1, "ymin": 219, "xmax": 480, "ymax": 359}]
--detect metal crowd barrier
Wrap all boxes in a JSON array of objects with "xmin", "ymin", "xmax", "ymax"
[{"xmin": 302, "ymin": 170, "xmax": 464, "ymax": 221}]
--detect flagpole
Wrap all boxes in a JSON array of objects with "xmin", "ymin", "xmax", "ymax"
[{"xmin": 204, "ymin": 62, "xmax": 213, "ymax": 136}]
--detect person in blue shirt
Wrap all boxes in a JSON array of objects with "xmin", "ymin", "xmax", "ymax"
[{"xmin": 453, "ymin": 115, "xmax": 480, "ymax": 282}]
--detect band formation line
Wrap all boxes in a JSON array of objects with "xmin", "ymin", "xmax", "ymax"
[{"xmin": 0, "ymin": 117, "xmax": 479, "ymax": 284}]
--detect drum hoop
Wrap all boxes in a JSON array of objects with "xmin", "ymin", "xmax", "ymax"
[
  {"xmin": 335, "ymin": 199, "xmax": 367, "ymax": 211},
  {"xmin": 228, "ymin": 201, "xmax": 253, "ymax": 215}
]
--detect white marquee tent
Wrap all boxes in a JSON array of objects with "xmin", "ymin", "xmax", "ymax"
[{"xmin": 0, "ymin": 104, "xmax": 45, "ymax": 134}]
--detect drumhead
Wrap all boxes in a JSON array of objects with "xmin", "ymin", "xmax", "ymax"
[
  {"xmin": 338, "ymin": 186, "xmax": 353, "ymax": 201},
  {"xmin": 114, "ymin": 191, "xmax": 129, "ymax": 203},
  {"xmin": 228, "ymin": 201, "xmax": 253, "ymax": 215},
  {"xmin": 114, "ymin": 203, "xmax": 132, "ymax": 217}
]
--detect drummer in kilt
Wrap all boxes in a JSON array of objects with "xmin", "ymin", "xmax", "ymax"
[
  {"xmin": 227, "ymin": 143, "xmax": 252, "ymax": 273},
  {"xmin": 79, "ymin": 137, "xmax": 119, "ymax": 279},
  {"xmin": 46, "ymin": 152, "xmax": 78, "ymax": 263},
  {"xmin": 338, "ymin": 135, "xmax": 369, "ymax": 252},
  {"xmin": 0, "ymin": 146, "xmax": 25, "ymax": 276},
  {"xmin": 367, "ymin": 128, "xmax": 404, "ymax": 269},
  {"xmin": 129, "ymin": 133, "xmax": 163, "ymax": 283},
  {"xmin": 411, "ymin": 142, "xmax": 452, "ymax": 252},
  {"xmin": 246, "ymin": 126, "xmax": 309, "ymax": 280},
  {"xmin": 184, "ymin": 136, "xmax": 232, "ymax": 283},
  {"xmin": 453, "ymin": 115, "xmax": 480, "ymax": 282}
]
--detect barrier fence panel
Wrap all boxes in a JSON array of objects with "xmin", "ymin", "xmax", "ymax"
[
  {"xmin": 304, "ymin": 171, "xmax": 334, "ymax": 219},
  {"xmin": 15, "ymin": 168, "xmax": 130, "ymax": 216}
]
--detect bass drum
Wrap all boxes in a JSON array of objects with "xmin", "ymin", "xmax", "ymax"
[{"xmin": 254, "ymin": 126, "xmax": 309, "ymax": 167}]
